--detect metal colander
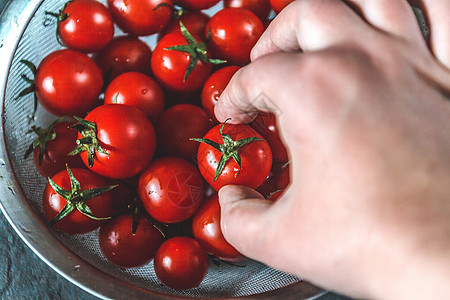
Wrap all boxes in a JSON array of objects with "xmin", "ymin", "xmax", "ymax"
[{"xmin": 0, "ymin": 0, "xmax": 324, "ymax": 298}]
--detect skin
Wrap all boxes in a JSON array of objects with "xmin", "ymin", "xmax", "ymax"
[{"xmin": 214, "ymin": 0, "xmax": 450, "ymax": 299}]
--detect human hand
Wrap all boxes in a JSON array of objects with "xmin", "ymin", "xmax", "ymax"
[{"xmin": 214, "ymin": 0, "xmax": 450, "ymax": 298}]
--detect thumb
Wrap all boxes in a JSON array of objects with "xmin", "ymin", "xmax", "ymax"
[{"xmin": 218, "ymin": 185, "xmax": 275, "ymax": 260}]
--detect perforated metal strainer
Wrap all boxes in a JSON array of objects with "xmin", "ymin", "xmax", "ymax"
[{"xmin": 0, "ymin": 0, "xmax": 326, "ymax": 298}]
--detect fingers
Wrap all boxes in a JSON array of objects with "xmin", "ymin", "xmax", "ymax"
[
  {"xmin": 251, "ymin": 0, "xmax": 371, "ymax": 61},
  {"xmin": 218, "ymin": 185, "xmax": 275, "ymax": 259},
  {"xmin": 420, "ymin": 0, "xmax": 450, "ymax": 68}
]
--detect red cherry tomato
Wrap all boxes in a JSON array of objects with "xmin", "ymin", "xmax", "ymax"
[
  {"xmin": 270, "ymin": 0, "xmax": 295, "ymax": 14},
  {"xmin": 93, "ymin": 35, "xmax": 152, "ymax": 84},
  {"xmin": 56, "ymin": 0, "xmax": 114, "ymax": 53},
  {"xmin": 73, "ymin": 104, "xmax": 156, "ymax": 179},
  {"xmin": 104, "ymin": 72, "xmax": 165, "ymax": 119},
  {"xmin": 155, "ymin": 104, "xmax": 213, "ymax": 161},
  {"xmin": 151, "ymin": 32, "xmax": 214, "ymax": 93},
  {"xmin": 107, "ymin": 0, "xmax": 173, "ymax": 36},
  {"xmin": 194, "ymin": 122, "xmax": 272, "ymax": 191},
  {"xmin": 43, "ymin": 168, "xmax": 114, "ymax": 234},
  {"xmin": 29, "ymin": 120, "xmax": 85, "ymax": 178},
  {"xmin": 138, "ymin": 157, "xmax": 205, "ymax": 223},
  {"xmin": 35, "ymin": 49, "xmax": 103, "ymax": 116},
  {"xmin": 256, "ymin": 161, "xmax": 290, "ymax": 200},
  {"xmin": 201, "ymin": 65, "xmax": 240, "ymax": 123},
  {"xmin": 206, "ymin": 8, "xmax": 264, "ymax": 65},
  {"xmin": 154, "ymin": 236, "xmax": 209, "ymax": 290},
  {"xmin": 192, "ymin": 194, "xmax": 244, "ymax": 261},
  {"xmin": 250, "ymin": 112, "xmax": 289, "ymax": 163},
  {"xmin": 99, "ymin": 214, "xmax": 164, "ymax": 268},
  {"xmin": 224, "ymin": 0, "xmax": 272, "ymax": 21},
  {"xmin": 175, "ymin": 0, "xmax": 220, "ymax": 10},
  {"xmin": 158, "ymin": 10, "xmax": 210, "ymax": 41}
]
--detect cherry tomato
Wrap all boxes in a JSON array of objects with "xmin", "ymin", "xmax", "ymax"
[
  {"xmin": 72, "ymin": 104, "xmax": 156, "ymax": 179},
  {"xmin": 138, "ymin": 157, "xmax": 204, "ymax": 223},
  {"xmin": 256, "ymin": 161, "xmax": 290, "ymax": 200},
  {"xmin": 250, "ymin": 112, "xmax": 289, "ymax": 163},
  {"xmin": 35, "ymin": 49, "xmax": 103, "ymax": 116},
  {"xmin": 157, "ymin": 10, "xmax": 210, "ymax": 41},
  {"xmin": 107, "ymin": 0, "xmax": 173, "ymax": 36},
  {"xmin": 104, "ymin": 72, "xmax": 165, "ymax": 119},
  {"xmin": 55, "ymin": 0, "xmax": 114, "ymax": 53},
  {"xmin": 151, "ymin": 32, "xmax": 214, "ymax": 93},
  {"xmin": 154, "ymin": 236, "xmax": 209, "ymax": 290},
  {"xmin": 193, "ymin": 122, "xmax": 272, "ymax": 191},
  {"xmin": 99, "ymin": 214, "xmax": 164, "ymax": 268},
  {"xmin": 224, "ymin": 0, "xmax": 272, "ymax": 21},
  {"xmin": 206, "ymin": 8, "xmax": 264, "ymax": 65},
  {"xmin": 201, "ymin": 65, "xmax": 240, "ymax": 123},
  {"xmin": 155, "ymin": 104, "xmax": 213, "ymax": 161},
  {"xmin": 175, "ymin": 0, "xmax": 220, "ymax": 10},
  {"xmin": 270, "ymin": 0, "xmax": 295, "ymax": 14},
  {"xmin": 192, "ymin": 194, "xmax": 244, "ymax": 261},
  {"xmin": 93, "ymin": 35, "xmax": 152, "ymax": 84},
  {"xmin": 43, "ymin": 167, "xmax": 115, "ymax": 234}
]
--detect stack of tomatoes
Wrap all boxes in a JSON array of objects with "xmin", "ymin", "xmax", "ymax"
[{"xmin": 20, "ymin": 0, "xmax": 293, "ymax": 291}]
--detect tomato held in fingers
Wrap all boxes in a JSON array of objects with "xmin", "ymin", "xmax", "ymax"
[
  {"xmin": 270, "ymin": 0, "xmax": 295, "ymax": 14},
  {"xmin": 206, "ymin": 8, "xmax": 264, "ymax": 65},
  {"xmin": 155, "ymin": 104, "xmax": 213, "ymax": 161},
  {"xmin": 104, "ymin": 72, "xmax": 165, "ymax": 119},
  {"xmin": 43, "ymin": 166, "xmax": 116, "ymax": 234},
  {"xmin": 99, "ymin": 214, "xmax": 164, "ymax": 268},
  {"xmin": 192, "ymin": 194, "xmax": 244, "ymax": 261},
  {"xmin": 192, "ymin": 120, "xmax": 272, "ymax": 191},
  {"xmin": 25, "ymin": 119, "xmax": 84, "ymax": 178},
  {"xmin": 154, "ymin": 237, "xmax": 209, "ymax": 290},
  {"xmin": 138, "ymin": 157, "xmax": 204, "ymax": 223},
  {"xmin": 93, "ymin": 35, "xmax": 152, "ymax": 84},
  {"xmin": 175, "ymin": 0, "xmax": 220, "ymax": 10},
  {"xmin": 201, "ymin": 65, "xmax": 240, "ymax": 123},
  {"xmin": 107, "ymin": 0, "xmax": 173, "ymax": 36},
  {"xmin": 70, "ymin": 104, "xmax": 156, "ymax": 179},
  {"xmin": 34, "ymin": 49, "xmax": 103, "ymax": 116},
  {"xmin": 151, "ymin": 23, "xmax": 225, "ymax": 93},
  {"xmin": 224, "ymin": 0, "xmax": 272, "ymax": 21},
  {"xmin": 48, "ymin": 0, "xmax": 114, "ymax": 53}
]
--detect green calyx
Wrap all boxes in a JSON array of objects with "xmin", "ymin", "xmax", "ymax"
[
  {"xmin": 24, "ymin": 117, "xmax": 65, "ymax": 165},
  {"xmin": 191, "ymin": 119, "xmax": 265, "ymax": 182},
  {"xmin": 48, "ymin": 165, "xmax": 117, "ymax": 226},
  {"xmin": 14, "ymin": 59, "xmax": 38, "ymax": 119},
  {"xmin": 68, "ymin": 115, "xmax": 109, "ymax": 168},
  {"xmin": 44, "ymin": 0, "xmax": 72, "ymax": 46},
  {"xmin": 165, "ymin": 21, "xmax": 226, "ymax": 82}
]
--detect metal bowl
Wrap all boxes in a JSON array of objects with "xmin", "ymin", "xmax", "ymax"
[{"xmin": 0, "ymin": 0, "xmax": 325, "ymax": 298}]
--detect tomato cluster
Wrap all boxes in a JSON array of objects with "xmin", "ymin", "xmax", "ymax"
[{"xmin": 19, "ymin": 0, "xmax": 292, "ymax": 291}]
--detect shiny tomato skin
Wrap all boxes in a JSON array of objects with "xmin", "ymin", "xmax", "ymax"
[
  {"xmin": 43, "ymin": 168, "xmax": 114, "ymax": 234},
  {"xmin": 196, "ymin": 123, "xmax": 272, "ymax": 191},
  {"xmin": 35, "ymin": 49, "xmax": 103, "ymax": 116},
  {"xmin": 58, "ymin": 0, "xmax": 114, "ymax": 53},
  {"xmin": 224, "ymin": 0, "xmax": 272, "ymax": 21},
  {"xmin": 107, "ymin": 0, "xmax": 173, "ymax": 36},
  {"xmin": 206, "ymin": 8, "xmax": 264, "ymax": 65},
  {"xmin": 99, "ymin": 214, "xmax": 164, "ymax": 268},
  {"xmin": 256, "ymin": 161, "xmax": 290, "ymax": 200},
  {"xmin": 104, "ymin": 72, "xmax": 165, "ymax": 119},
  {"xmin": 157, "ymin": 10, "xmax": 210, "ymax": 41},
  {"xmin": 192, "ymin": 194, "xmax": 244, "ymax": 261},
  {"xmin": 151, "ymin": 33, "xmax": 213, "ymax": 93},
  {"xmin": 155, "ymin": 104, "xmax": 213, "ymax": 161},
  {"xmin": 80, "ymin": 104, "xmax": 156, "ymax": 179},
  {"xmin": 33, "ymin": 121, "xmax": 85, "ymax": 178},
  {"xmin": 93, "ymin": 35, "xmax": 152, "ymax": 84},
  {"xmin": 154, "ymin": 236, "xmax": 209, "ymax": 290},
  {"xmin": 250, "ymin": 112, "xmax": 289, "ymax": 163},
  {"xmin": 138, "ymin": 157, "xmax": 205, "ymax": 224},
  {"xmin": 175, "ymin": 0, "xmax": 220, "ymax": 10},
  {"xmin": 201, "ymin": 65, "xmax": 240, "ymax": 123},
  {"xmin": 270, "ymin": 0, "xmax": 295, "ymax": 14}
]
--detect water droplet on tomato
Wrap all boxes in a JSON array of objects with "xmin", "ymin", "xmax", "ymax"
[{"xmin": 141, "ymin": 89, "xmax": 148, "ymax": 94}]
